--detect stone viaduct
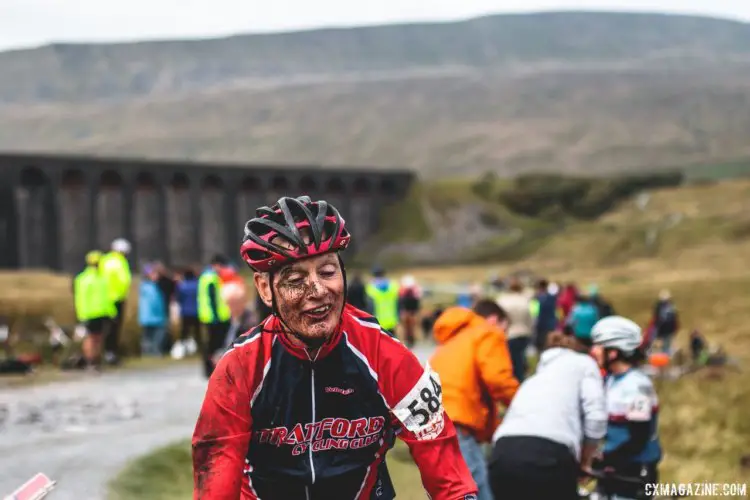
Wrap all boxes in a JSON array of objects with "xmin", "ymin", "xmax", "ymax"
[{"xmin": 0, "ymin": 153, "xmax": 413, "ymax": 273}]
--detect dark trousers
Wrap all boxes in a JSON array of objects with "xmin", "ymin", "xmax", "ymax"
[
  {"xmin": 535, "ymin": 327, "xmax": 553, "ymax": 351},
  {"xmin": 202, "ymin": 322, "xmax": 230, "ymax": 377},
  {"xmin": 507, "ymin": 336, "xmax": 529, "ymax": 382},
  {"xmin": 181, "ymin": 316, "xmax": 201, "ymax": 341},
  {"xmin": 489, "ymin": 436, "xmax": 579, "ymax": 500},
  {"xmin": 105, "ymin": 300, "xmax": 126, "ymax": 358}
]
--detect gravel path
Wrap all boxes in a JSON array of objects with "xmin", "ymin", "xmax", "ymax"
[{"xmin": 0, "ymin": 343, "xmax": 435, "ymax": 499}]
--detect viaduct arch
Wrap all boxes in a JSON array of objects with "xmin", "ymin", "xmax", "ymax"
[{"xmin": 0, "ymin": 153, "xmax": 413, "ymax": 272}]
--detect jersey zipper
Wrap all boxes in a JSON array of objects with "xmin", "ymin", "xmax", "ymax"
[{"xmin": 309, "ymin": 364, "xmax": 317, "ymax": 485}]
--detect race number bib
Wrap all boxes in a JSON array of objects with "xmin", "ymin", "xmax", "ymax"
[
  {"xmin": 391, "ymin": 363, "xmax": 445, "ymax": 440},
  {"xmin": 626, "ymin": 393, "xmax": 652, "ymax": 422}
]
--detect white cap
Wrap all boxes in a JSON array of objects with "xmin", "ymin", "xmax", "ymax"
[
  {"xmin": 111, "ymin": 238, "xmax": 131, "ymax": 254},
  {"xmin": 547, "ymin": 282, "xmax": 560, "ymax": 295},
  {"xmin": 591, "ymin": 316, "xmax": 642, "ymax": 354},
  {"xmin": 401, "ymin": 275, "xmax": 416, "ymax": 287}
]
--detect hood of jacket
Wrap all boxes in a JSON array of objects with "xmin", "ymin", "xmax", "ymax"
[{"xmin": 433, "ymin": 307, "xmax": 483, "ymax": 345}]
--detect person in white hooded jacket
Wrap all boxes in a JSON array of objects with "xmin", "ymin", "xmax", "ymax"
[{"xmin": 488, "ymin": 330, "xmax": 607, "ymax": 500}]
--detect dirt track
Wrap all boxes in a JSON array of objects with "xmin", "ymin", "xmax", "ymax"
[{"xmin": 0, "ymin": 344, "xmax": 434, "ymax": 499}]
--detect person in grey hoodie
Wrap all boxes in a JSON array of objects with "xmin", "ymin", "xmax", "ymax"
[
  {"xmin": 489, "ymin": 330, "xmax": 607, "ymax": 500},
  {"xmin": 497, "ymin": 278, "xmax": 535, "ymax": 381}
]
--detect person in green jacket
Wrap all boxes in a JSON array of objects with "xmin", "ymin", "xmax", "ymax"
[
  {"xmin": 100, "ymin": 238, "xmax": 132, "ymax": 364},
  {"xmin": 74, "ymin": 250, "xmax": 117, "ymax": 370},
  {"xmin": 365, "ymin": 266, "xmax": 400, "ymax": 335},
  {"xmin": 198, "ymin": 254, "xmax": 232, "ymax": 377}
]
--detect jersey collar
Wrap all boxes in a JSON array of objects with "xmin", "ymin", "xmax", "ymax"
[{"xmin": 271, "ymin": 315, "xmax": 344, "ymax": 362}]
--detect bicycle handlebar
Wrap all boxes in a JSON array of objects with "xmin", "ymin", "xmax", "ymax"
[{"xmin": 581, "ymin": 467, "xmax": 645, "ymax": 485}]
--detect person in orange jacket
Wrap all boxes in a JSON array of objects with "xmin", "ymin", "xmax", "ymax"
[{"xmin": 430, "ymin": 299, "xmax": 520, "ymax": 500}]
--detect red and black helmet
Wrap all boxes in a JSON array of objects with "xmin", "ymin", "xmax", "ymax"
[{"xmin": 240, "ymin": 196, "xmax": 351, "ymax": 272}]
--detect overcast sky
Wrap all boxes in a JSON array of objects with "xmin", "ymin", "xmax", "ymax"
[{"xmin": 2, "ymin": 0, "xmax": 749, "ymax": 51}]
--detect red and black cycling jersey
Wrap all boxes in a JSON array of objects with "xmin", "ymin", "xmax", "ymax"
[{"xmin": 192, "ymin": 304, "xmax": 478, "ymax": 500}]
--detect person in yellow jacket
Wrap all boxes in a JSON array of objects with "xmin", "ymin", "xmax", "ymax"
[
  {"xmin": 364, "ymin": 266, "xmax": 400, "ymax": 334},
  {"xmin": 100, "ymin": 238, "xmax": 132, "ymax": 364},
  {"xmin": 74, "ymin": 250, "xmax": 117, "ymax": 371},
  {"xmin": 198, "ymin": 254, "xmax": 232, "ymax": 378},
  {"xmin": 430, "ymin": 299, "xmax": 520, "ymax": 500}
]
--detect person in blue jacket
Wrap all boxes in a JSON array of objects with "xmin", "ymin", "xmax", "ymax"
[
  {"xmin": 533, "ymin": 279, "xmax": 559, "ymax": 350},
  {"xmin": 174, "ymin": 266, "xmax": 201, "ymax": 358},
  {"xmin": 139, "ymin": 264, "xmax": 168, "ymax": 356}
]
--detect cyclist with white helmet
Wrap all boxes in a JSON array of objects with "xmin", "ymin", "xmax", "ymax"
[
  {"xmin": 589, "ymin": 316, "xmax": 662, "ymax": 499},
  {"xmin": 192, "ymin": 196, "xmax": 478, "ymax": 499},
  {"xmin": 100, "ymin": 237, "xmax": 132, "ymax": 364}
]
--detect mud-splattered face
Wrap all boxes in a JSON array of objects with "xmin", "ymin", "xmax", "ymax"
[{"xmin": 255, "ymin": 252, "xmax": 345, "ymax": 343}]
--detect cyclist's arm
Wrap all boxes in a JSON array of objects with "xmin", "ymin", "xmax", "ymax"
[
  {"xmin": 475, "ymin": 331, "xmax": 519, "ymax": 406},
  {"xmin": 579, "ymin": 357, "xmax": 607, "ymax": 469},
  {"xmin": 192, "ymin": 350, "xmax": 252, "ymax": 499},
  {"xmin": 377, "ymin": 334, "xmax": 478, "ymax": 500}
]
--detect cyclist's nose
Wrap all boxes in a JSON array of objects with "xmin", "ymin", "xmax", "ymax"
[{"xmin": 308, "ymin": 277, "xmax": 326, "ymax": 297}]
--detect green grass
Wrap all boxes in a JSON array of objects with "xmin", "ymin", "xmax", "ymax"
[
  {"xmin": 108, "ymin": 439, "xmax": 427, "ymax": 500},
  {"xmin": 682, "ymin": 159, "xmax": 750, "ymax": 181},
  {"xmin": 109, "ymin": 441, "xmax": 194, "ymax": 500}
]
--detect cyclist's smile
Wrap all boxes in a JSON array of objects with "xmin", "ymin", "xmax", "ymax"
[{"xmin": 303, "ymin": 304, "xmax": 333, "ymax": 320}]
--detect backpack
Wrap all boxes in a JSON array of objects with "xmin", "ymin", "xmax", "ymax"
[
  {"xmin": 657, "ymin": 303, "xmax": 677, "ymax": 332},
  {"xmin": 400, "ymin": 287, "xmax": 420, "ymax": 311},
  {"xmin": 596, "ymin": 298, "xmax": 615, "ymax": 318}
]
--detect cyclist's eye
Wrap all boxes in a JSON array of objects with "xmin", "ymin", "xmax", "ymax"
[
  {"xmin": 284, "ymin": 274, "xmax": 305, "ymax": 285},
  {"xmin": 319, "ymin": 266, "xmax": 337, "ymax": 277}
]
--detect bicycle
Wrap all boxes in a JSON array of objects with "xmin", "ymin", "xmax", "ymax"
[{"xmin": 579, "ymin": 467, "xmax": 684, "ymax": 500}]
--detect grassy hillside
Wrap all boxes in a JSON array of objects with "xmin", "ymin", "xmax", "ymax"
[
  {"xmin": 368, "ymin": 175, "xmax": 750, "ymax": 266},
  {"xmin": 2, "ymin": 12, "xmax": 750, "ymax": 175},
  {"xmin": 3, "ymin": 67, "xmax": 750, "ymax": 176},
  {"xmin": 3, "ymin": 11, "xmax": 750, "ymax": 103}
]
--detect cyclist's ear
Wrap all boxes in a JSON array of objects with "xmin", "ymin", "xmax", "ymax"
[{"xmin": 253, "ymin": 272, "xmax": 273, "ymax": 308}]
